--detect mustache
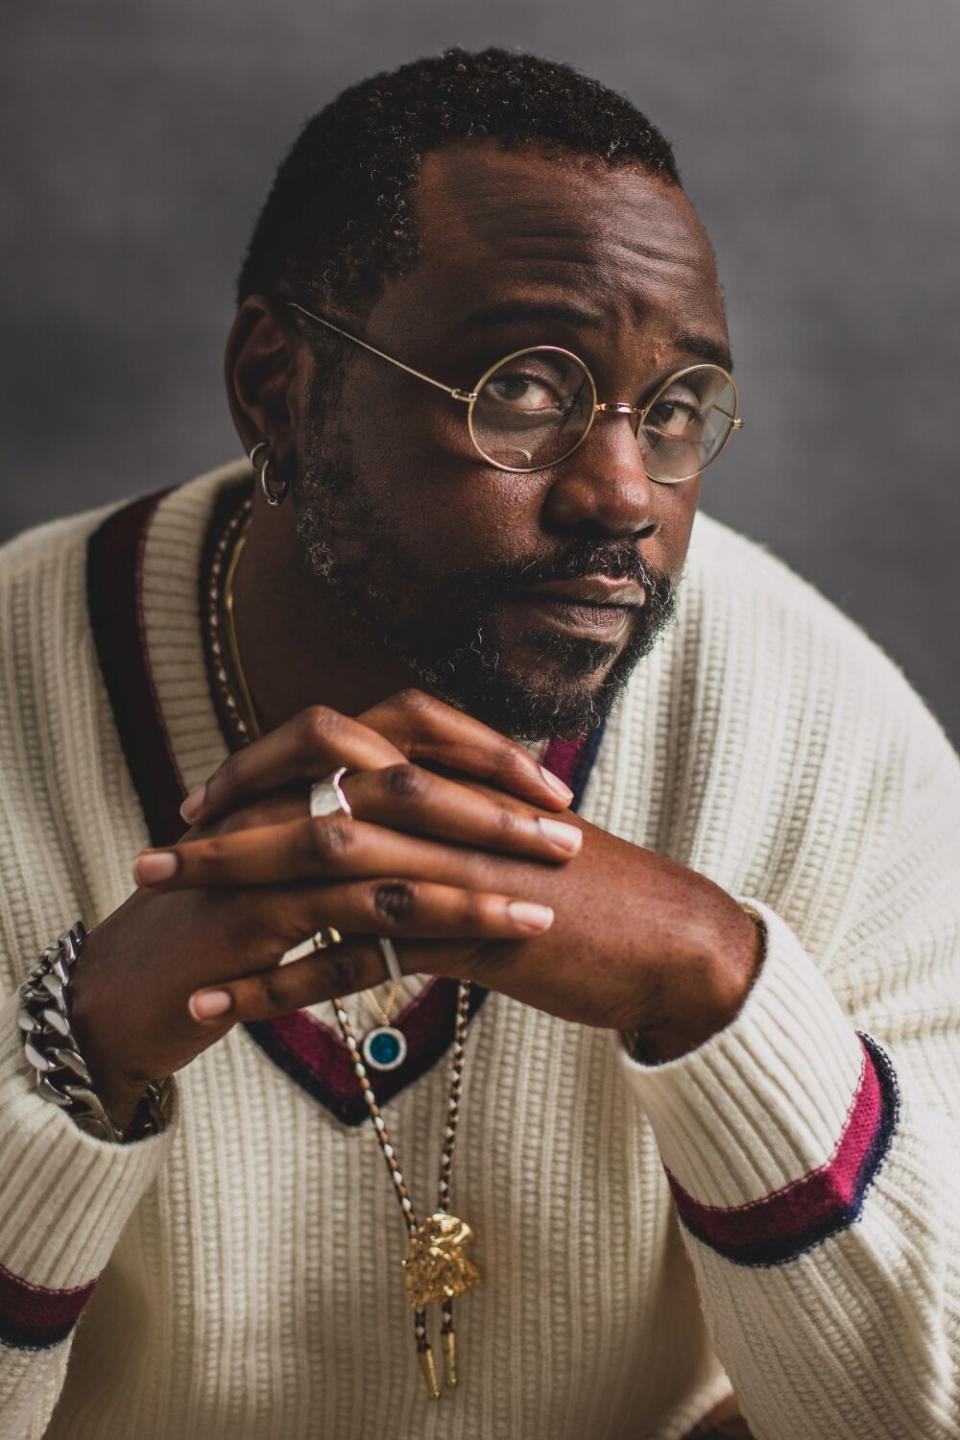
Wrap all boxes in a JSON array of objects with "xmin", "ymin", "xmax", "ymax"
[{"xmin": 479, "ymin": 539, "xmax": 673, "ymax": 611}]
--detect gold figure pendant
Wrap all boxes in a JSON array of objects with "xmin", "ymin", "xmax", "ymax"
[{"xmin": 401, "ymin": 1212, "xmax": 481, "ymax": 1310}]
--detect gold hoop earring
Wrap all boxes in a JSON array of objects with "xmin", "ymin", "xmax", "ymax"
[{"xmin": 248, "ymin": 441, "xmax": 289, "ymax": 508}]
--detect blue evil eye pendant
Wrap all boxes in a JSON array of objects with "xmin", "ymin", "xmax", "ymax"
[{"xmin": 361, "ymin": 1025, "xmax": 408, "ymax": 1072}]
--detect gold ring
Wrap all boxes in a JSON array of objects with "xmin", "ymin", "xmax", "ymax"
[{"xmin": 311, "ymin": 927, "xmax": 343, "ymax": 952}]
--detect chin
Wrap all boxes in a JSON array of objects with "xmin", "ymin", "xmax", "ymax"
[
  {"xmin": 392, "ymin": 595, "xmax": 675, "ymax": 741},
  {"xmin": 412, "ymin": 647, "xmax": 626, "ymax": 742}
]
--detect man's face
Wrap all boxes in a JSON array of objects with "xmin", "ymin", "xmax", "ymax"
[{"xmin": 292, "ymin": 141, "xmax": 729, "ymax": 739}]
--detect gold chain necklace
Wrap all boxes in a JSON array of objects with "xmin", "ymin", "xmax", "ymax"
[{"xmin": 203, "ymin": 489, "xmax": 480, "ymax": 1398}]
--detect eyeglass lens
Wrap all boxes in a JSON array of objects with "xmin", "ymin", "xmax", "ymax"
[{"xmin": 468, "ymin": 348, "xmax": 737, "ymax": 480}]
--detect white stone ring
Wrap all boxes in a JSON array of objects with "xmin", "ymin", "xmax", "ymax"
[{"xmin": 309, "ymin": 765, "xmax": 353, "ymax": 819}]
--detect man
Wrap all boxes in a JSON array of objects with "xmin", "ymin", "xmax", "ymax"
[{"xmin": 0, "ymin": 46, "xmax": 957, "ymax": 1440}]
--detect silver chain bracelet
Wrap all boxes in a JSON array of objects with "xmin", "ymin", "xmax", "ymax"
[{"xmin": 17, "ymin": 922, "xmax": 173, "ymax": 1144}]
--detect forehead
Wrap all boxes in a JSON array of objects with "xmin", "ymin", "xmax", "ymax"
[{"xmin": 368, "ymin": 141, "xmax": 724, "ymax": 347}]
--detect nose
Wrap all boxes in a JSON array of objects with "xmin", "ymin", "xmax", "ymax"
[{"xmin": 539, "ymin": 410, "xmax": 662, "ymax": 540}]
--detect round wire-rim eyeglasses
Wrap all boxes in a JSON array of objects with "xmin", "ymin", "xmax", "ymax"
[{"xmin": 286, "ymin": 300, "xmax": 743, "ymax": 482}]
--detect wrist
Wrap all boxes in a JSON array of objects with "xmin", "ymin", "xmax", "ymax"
[
  {"xmin": 20, "ymin": 923, "xmax": 172, "ymax": 1143},
  {"xmin": 95, "ymin": 1078, "xmax": 156, "ymax": 1135},
  {"xmin": 625, "ymin": 899, "xmax": 765, "ymax": 1064}
]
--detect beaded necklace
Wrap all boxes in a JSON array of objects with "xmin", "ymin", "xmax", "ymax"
[{"xmin": 203, "ymin": 488, "xmax": 479, "ymax": 1399}]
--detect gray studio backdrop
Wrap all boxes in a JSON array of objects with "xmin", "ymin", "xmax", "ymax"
[{"xmin": 2, "ymin": 1, "xmax": 958, "ymax": 745}]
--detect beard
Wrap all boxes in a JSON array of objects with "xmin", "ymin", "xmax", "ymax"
[{"xmin": 293, "ymin": 418, "xmax": 680, "ymax": 741}]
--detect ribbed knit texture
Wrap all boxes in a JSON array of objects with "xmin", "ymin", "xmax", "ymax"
[{"xmin": 1, "ymin": 462, "xmax": 958, "ymax": 1438}]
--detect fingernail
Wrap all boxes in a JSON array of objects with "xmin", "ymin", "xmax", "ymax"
[
  {"xmin": 180, "ymin": 785, "xmax": 206, "ymax": 823},
  {"xmin": 189, "ymin": 989, "xmax": 233, "ymax": 1021},
  {"xmin": 134, "ymin": 851, "xmax": 179, "ymax": 885},
  {"xmin": 538, "ymin": 818, "xmax": 582, "ymax": 853},
  {"xmin": 540, "ymin": 765, "xmax": 573, "ymax": 802},
  {"xmin": 508, "ymin": 901, "xmax": 555, "ymax": 933}
]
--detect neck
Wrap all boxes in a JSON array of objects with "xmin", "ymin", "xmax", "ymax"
[{"xmin": 230, "ymin": 497, "xmax": 417, "ymax": 732}]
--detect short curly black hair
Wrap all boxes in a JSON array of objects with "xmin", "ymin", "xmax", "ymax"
[{"xmin": 236, "ymin": 47, "xmax": 681, "ymax": 316}]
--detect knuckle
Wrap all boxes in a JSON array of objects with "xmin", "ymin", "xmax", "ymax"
[
  {"xmin": 184, "ymin": 834, "xmax": 226, "ymax": 868},
  {"xmin": 373, "ymin": 880, "xmax": 416, "ymax": 925},
  {"xmin": 383, "ymin": 763, "xmax": 424, "ymax": 802},
  {"xmin": 389, "ymin": 688, "xmax": 434, "ymax": 715},
  {"xmin": 463, "ymin": 890, "xmax": 495, "ymax": 927},
  {"xmin": 451, "ymin": 889, "xmax": 479, "ymax": 927},
  {"xmin": 210, "ymin": 748, "xmax": 242, "ymax": 797},
  {"xmin": 327, "ymin": 950, "xmax": 362, "ymax": 994},
  {"xmin": 492, "ymin": 803, "xmax": 520, "ymax": 838},
  {"xmin": 303, "ymin": 814, "xmax": 353, "ymax": 863},
  {"xmin": 255, "ymin": 971, "xmax": 287, "ymax": 1011},
  {"xmin": 298, "ymin": 704, "xmax": 339, "ymax": 755},
  {"xmin": 496, "ymin": 738, "xmax": 528, "ymax": 777}
]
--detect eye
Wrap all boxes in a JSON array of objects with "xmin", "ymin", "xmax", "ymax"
[
  {"xmin": 482, "ymin": 370, "xmax": 564, "ymax": 414},
  {"xmin": 645, "ymin": 386, "xmax": 705, "ymax": 440}
]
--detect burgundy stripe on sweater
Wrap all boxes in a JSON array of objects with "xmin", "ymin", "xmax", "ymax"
[
  {"xmin": 667, "ymin": 1033, "xmax": 899, "ymax": 1267},
  {"xmin": 0, "ymin": 1262, "xmax": 96, "ymax": 1351}
]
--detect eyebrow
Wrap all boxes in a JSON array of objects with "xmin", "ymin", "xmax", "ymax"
[
  {"xmin": 673, "ymin": 332, "xmax": 734, "ymax": 373},
  {"xmin": 460, "ymin": 301, "xmax": 733, "ymax": 372},
  {"xmin": 462, "ymin": 300, "xmax": 607, "ymax": 330}
]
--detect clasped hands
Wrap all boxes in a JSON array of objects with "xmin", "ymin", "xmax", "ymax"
[
  {"xmin": 146, "ymin": 685, "xmax": 759, "ymax": 1059},
  {"xmin": 133, "ymin": 690, "xmax": 761, "ymax": 1065}
]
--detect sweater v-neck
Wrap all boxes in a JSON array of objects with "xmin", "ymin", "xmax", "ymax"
[{"xmin": 85, "ymin": 461, "xmax": 605, "ymax": 1122}]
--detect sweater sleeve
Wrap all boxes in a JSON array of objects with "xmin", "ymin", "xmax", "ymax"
[
  {"xmin": 619, "ymin": 704, "xmax": 960, "ymax": 1439},
  {"xmin": 0, "ymin": 985, "xmax": 179, "ymax": 1438}
]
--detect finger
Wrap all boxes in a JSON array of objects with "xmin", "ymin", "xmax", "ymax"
[
  {"xmin": 187, "ymin": 940, "xmax": 385, "ymax": 1025},
  {"xmin": 276, "ymin": 876, "xmax": 555, "ymax": 944},
  {"xmin": 205, "ymin": 768, "xmax": 581, "ymax": 861},
  {"xmin": 135, "ymin": 810, "xmax": 575, "ymax": 892},
  {"xmin": 187, "ymin": 883, "xmax": 554, "ymax": 1024},
  {"xmin": 138, "ymin": 818, "xmax": 464, "ymax": 890},
  {"xmin": 162, "ymin": 768, "xmax": 582, "ymax": 879},
  {"xmin": 360, "ymin": 689, "xmax": 574, "ymax": 810},
  {"xmin": 341, "ymin": 764, "xmax": 582, "ymax": 858},
  {"xmin": 180, "ymin": 705, "xmax": 405, "ymax": 826}
]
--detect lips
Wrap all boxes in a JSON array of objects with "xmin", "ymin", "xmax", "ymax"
[
  {"xmin": 508, "ymin": 575, "xmax": 646, "ymax": 641},
  {"xmin": 514, "ymin": 575, "xmax": 648, "ymax": 608}
]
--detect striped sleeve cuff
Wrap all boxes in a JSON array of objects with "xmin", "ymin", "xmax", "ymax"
[
  {"xmin": 0, "ymin": 1265, "xmax": 97, "ymax": 1352},
  {"xmin": 0, "ymin": 989, "xmax": 179, "ymax": 1349},
  {"xmin": 617, "ymin": 899, "xmax": 899, "ymax": 1267}
]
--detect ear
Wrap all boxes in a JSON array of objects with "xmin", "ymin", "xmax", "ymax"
[{"xmin": 224, "ymin": 296, "xmax": 304, "ymax": 461}]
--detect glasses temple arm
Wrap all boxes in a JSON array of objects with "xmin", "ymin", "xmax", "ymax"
[{"xmin": 285, "ymin": 302, "xmax": 474, "ymax": 402}]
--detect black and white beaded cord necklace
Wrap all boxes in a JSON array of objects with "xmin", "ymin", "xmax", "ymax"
[{"xmin": 205, "ymin": 489, "xmax": 480, "ymax": 1399}]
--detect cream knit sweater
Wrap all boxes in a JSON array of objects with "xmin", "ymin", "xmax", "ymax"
[{"xmin": 1, "ymin": 462, "xmax": 959, "ymax": 1440}]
